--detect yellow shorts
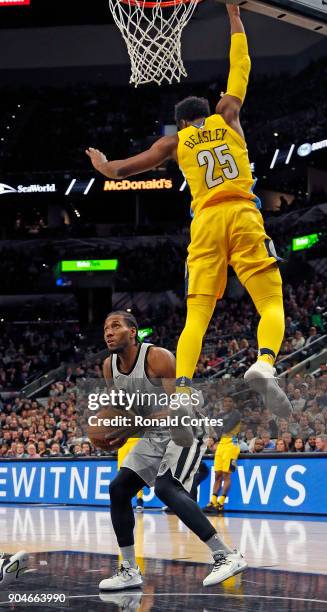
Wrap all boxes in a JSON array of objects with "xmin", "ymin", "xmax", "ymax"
[
  {"xmin": 117, "ymin": 438, "xmax": 140, "ymax": 469},
  {"xmin": 186, "ymin": 200, "xmax": 279, "ymax": 298},
  {"xmin": 214, "ymin": 439, "xmax": 240, "ymax": 473}
]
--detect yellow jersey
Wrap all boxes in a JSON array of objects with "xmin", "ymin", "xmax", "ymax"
[
  {"xmin": 219, "ymin": 409, "xmax": 241, "ymax": 444},
  {"xmin": 177, "ymin": 114, "xmax": 257, "ymax": 217},
  {"xmin": 220, "ymin": 423, "xmax": 241, "ymax": 444}
]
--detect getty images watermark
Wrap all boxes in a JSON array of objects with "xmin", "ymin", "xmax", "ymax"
[{"xmin": 87, "ymin": 388, "xmax": 224, "ymax": 428}]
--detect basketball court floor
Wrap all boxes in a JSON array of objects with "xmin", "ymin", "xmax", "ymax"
[{"xmin": 1, "ymin": 504, "xmax": 326, "ymax": 611}]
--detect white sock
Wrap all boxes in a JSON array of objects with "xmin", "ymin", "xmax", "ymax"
[
  {"xmin": 120, "ymin": 545, "xmax": 137, "ymax": 568},
  {"xmin": 206, "ymin": 533, "xmax": 233, "ymax": 557}
]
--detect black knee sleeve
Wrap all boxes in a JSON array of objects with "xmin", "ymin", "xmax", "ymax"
[
  {"xmin": 110, "ymin": 468, "xmax": 146, "ymax": 548},
  {"xmin": 155, "ymin": 470, "xmax": 216, "ymax": 543}
]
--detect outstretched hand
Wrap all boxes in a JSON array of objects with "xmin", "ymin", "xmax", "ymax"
[
  {"xmin": 85, "ymin": 147, "xmax": 108, "ymax": 171},
  {"xmin": 226, "ymin": 4, "xmax": 241, "ymax": 18}
]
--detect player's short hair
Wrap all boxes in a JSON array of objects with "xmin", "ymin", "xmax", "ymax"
[
  {"xmin": 174, "ymin": 96, "xmax": 210, "ymax": 126},
  {"xmin": 105, "ymin": 310, "xmax": 139, "ymax": 343}
]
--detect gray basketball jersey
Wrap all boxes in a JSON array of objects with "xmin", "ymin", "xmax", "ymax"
[
  {"xmin": 111, "ymin": 343, "xmax": 158, "ymax": 396},
  {"xmin": 111, "ymin": 343, "xmax": 168, "ymax": 433}
]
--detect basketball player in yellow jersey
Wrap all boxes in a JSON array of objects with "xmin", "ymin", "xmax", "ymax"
[
  {"xmin": 203, "ymin": 396, "xmax": 241, "ymax": 514},
  {"xmin": 86, "ymin": 4, "xmax": 291, "ymax": 418}
]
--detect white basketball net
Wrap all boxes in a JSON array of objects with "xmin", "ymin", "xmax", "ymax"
[{"xmin": 108, "ymin": 0, "xmax": 199, "ymax": 86}]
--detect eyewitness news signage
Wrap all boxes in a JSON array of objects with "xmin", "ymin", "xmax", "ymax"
[
  {"xmin": 1, "ymin": 455, "xmax": 326, "ymax": 514},
  {"xmin": 0, "ymin": 460, "xmax": 115, "ymax": 504},
  {"xmin": 222, "ymin": 456, "xmax": 327, "ymax": 513}
]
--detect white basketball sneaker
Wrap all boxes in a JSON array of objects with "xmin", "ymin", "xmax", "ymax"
[
  {"xmin": 203, "ymin": 550, "xmax": 247, "ymax": 587},
  {"xmin": 244, "ymin": 360, "xmax": 291, "ymax": 417},
  {"xmin": 99, "ymin": 561, "xmax": 143, "ymax": 591},
  {"xmin": 0, "ymin": 551, "xmax": 29, "ymax": 587}
]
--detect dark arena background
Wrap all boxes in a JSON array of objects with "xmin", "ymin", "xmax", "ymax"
[{"xmin": 0, "ymin": 0, "xmax": 327, "ymax": 610}]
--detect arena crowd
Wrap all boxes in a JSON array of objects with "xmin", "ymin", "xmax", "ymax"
[
  {"xmin": 1, "ymin": 370, "xmax": 327, "ymax": 459},
  {"xmin": 0, "ymin": 272, "xmax": 326, "ymax": 458},
  {"xmin": 0, "ymin": 275, "xmax": 325, "ymax": 390}
]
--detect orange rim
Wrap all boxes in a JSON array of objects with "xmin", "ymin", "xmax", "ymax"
[{"xmin": 118, "ymin": 0, "xmax": 203, "ymax": 8}]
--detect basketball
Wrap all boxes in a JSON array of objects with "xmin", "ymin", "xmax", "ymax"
[{"xmin": 87, "ymin": 406, "xmax": 145, "ymax": 451}]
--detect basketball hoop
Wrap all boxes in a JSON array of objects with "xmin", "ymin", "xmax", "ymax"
[{"xmin": 108, "ymin": 0, "xmax": 203, "ymax": 86}]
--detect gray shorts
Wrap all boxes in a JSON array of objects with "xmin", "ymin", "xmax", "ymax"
[{"xmin": 121, "ymin": 434, "xmax": 208, "ymax": 493}]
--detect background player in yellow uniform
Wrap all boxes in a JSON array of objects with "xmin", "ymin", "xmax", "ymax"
[
  {"xmin": 86, "ymin": 4, "xmax": 291, "ymax": 417},
  {"xmin": 203, "ymin": 396, "xmax": 241, "ymax": 514}
]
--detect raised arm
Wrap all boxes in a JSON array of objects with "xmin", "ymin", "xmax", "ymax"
[
  {"xmin": 86, "ymin": 134, "xmax": 178, "ymax": 179},
  {"xmin": 216, "ymin": 5, "xmax": 251, "ymax": 136}
]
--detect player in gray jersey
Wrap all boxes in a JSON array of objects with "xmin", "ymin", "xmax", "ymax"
[
  {"xmin": 111, "ymin": 338, "xmax": 170, "ymax": 436},
  {"xmin": 99, "ymin": 311, "xmax": 247, "ymax": 591}
]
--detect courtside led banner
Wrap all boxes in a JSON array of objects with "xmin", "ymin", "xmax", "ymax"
[
  {"xmin": 1, "ymin": 455, "xmax": 326, "ymax": 514},
  {"xmin": 0, "ymin": 0, "xmax": 30, "ymax": 5}
]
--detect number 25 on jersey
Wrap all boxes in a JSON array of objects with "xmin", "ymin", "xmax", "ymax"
[{"xmin": 197, "ymin": 144, "xmax": 239, "ymax": 189}]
